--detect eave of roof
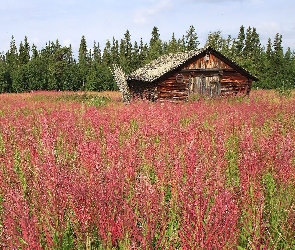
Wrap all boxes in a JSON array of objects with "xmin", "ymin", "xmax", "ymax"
[{"xmin": 127, "ymin": 47, "xmax": 258, "ymax": 82}]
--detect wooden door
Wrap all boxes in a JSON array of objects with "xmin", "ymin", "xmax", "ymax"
[{"xmin": 189, "ymin": 75, "xmax": 220, "ymax": 97}]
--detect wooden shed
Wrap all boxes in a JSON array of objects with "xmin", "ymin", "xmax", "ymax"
[{"xmin": 127, "ymin": 47, "xmax": 258, "ymax": 101}]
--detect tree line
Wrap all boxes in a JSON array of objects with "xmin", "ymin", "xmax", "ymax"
[{"xmin": 0, "ymin": 25, "xmax": 294, "ymax": 93}]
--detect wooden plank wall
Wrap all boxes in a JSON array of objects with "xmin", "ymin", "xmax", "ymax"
[
  {"xmin": 183, "ymin": 54, "xmax": 251, "ymax": 96},
  {"xmin": 184, "ymin": 53, "xmax": 232, "ymax": 70},
  {"xmin": 128, "ymin": 81, "xmax": 158, "ymax": 101},
  {"xmin": 128, "ymin": 53, "xmax": 252, "ymax": 101},
  {"xmin": 189, "ymin": 75, "xmax": 221, "ymax": 97},
  {"xmin": 157, "ymin": 71, "xmax": 191, "ymax": 101},
  {"xmin": 221, "ymin": 74, "xmax": 251, "ymax": 96}
]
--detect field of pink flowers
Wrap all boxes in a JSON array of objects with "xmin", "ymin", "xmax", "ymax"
[{"xmin": 0, "ymin": 91, "xmax": 294, "ymax": 249}]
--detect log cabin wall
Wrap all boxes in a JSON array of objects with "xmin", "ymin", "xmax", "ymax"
[
  {"xmin": 157, "ymin": 71, "xmax": 191, "ymax": 101},
  {"xmin": 128, "ymin": 80, "xmax": 158, "ymax": 101},
  {"xmin": 126, "ymin": 47, "xmax": 257, "ymax": 102},
  {"xmin": 181, "ymin": 53, "xmax": 252, "ymax": 97},
  {"xmin": 156, "ymin": 53, "xmax": 252, "ymax": 101},
  {"xmin": 156, "ymin": 54, "xmax": 224, "ymax": 101}
]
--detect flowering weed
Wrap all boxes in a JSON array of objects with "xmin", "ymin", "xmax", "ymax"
[{"xmin": 0, "ymin": 90, "xmax": 294, "ymax": 249}]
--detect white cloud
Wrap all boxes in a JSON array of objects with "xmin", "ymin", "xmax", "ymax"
[
  {"xmin": 256, "ymin": 21, "xmax": 282, "ymax": 38},
  {"xmin": 62, "ymin": 39, "xmax": 72, "ymax": 47},
  {"xmin": 184, "ymin": 0, "xmax": 244, "ymax": 3},
  {"xmin": 249, "ymin": 0, "xmax": 265, "ymax": 4},
  {"xmin": 32, "ymin": 37, "xmax": 40, "ymax": 46},
  {"xmin": 133, "ymin": 0, "xmax": 173, "ymax": 24}
]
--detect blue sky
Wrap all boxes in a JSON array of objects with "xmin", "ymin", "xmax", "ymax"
[{"xmin": 0, "ymin": 0, "xmax": 294, "ymax": 57}]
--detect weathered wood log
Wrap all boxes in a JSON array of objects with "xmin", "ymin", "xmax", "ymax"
[
  {"xmin": 158, "ymin": 82, "xmax": 187, "ymax": 88},
  {"xmin": 158, "ymin": 91, "xmax": 188, "ymax": 98},
  {"xmin": 159, "ymin": 96, "xmax": 188, "ymax": 101},
  {"xmin": 158, "ymin": 87, "xmax": 188, "ymax": 92}
]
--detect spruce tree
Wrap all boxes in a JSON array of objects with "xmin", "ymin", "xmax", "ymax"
[
  {"xmin": 168, "ymin": 33, "xmax": 179, "ymax": 53},
  {"xmin": 28, "ymin": 43, "xmax": 50, "ymax": 90},
  {"xmin": 7, "ymin": 36, "xmax": 21, "ymax": 92},
  {"xmin": 6, "ymin": 36, "xmax": 18, "ymax": 67},
  {"xmin": 111, "ymin": 37, "xmax": 119, "ymax": 65},
  {"xmin": 205, "ymin": 31, "xmax": 225, "ymax": 51},
  {"xmin": 101, "ymin": 39, "xmax": 117, "ymax": 90},
  {"xmin": 283, "ymin": 47, "xmax": 295, "ymax": 88},
  {"xmin": 259, "ymin": 37, "xmax": 274, "ymax": 88},
  {"xmin": 221, "ymin": 35, "xmax": 233, "ymax": 58},
  {"xmin": 232, "ymin": 25, "xmax": 245, "ymax": 60},
  {"xmin": 93, "ymin": 41, "xmax": 101, "ymax": 64},
  {"xmin": 139, "ymin": 38, "xmax": 148, "ymax": 66},
  {"xmin": 78, "ymin": 36, "xmax": 89, "ymax": 64},
  {"xmin": 102, "ymin": 39, "xmax": 112, "ymax": 66},
  {"xmin": 147, "ymin": 26, "xmax": 162, "ymax": 61},
  {"xmin": 272, "ymin": 33, "xmax": 285, "ymax": 88},
  {"xmin": 78, "ymin": 35, "xmax": 89, "ymax": 89},
  {"xmin": 54, "ymin": 45, "xmax": 76, "ymax": 90},
  {"xmin": 265, "ymin": 38, "xmax": 272, "ymax": 60},
  {"xmin": 242, "ymin": 27, "xmax": 262, "ymax": 76},
  {"xmin": 18, "ymin": 36, "xmax": 30, "ymax": 65},
  {"xmin": 13, "ymin": 37, "xmax": 31, "ymax": 92},
  {"xmin": 131, "ymin": 41, "xmax": 140, "ymax": 72},
  {"xmin": 273, "ymin": 33, "xmax": 283, "ymax": 57},
  {"xmin": 162, "ymin": 41, "xmax": 169, "ymax": 54},
  {"xmin": 0, "ymin": 51, "xmax": 11, "ymax": 93},
  {"xmin": 122, "ymin": 30, "xmax": 132, "ymax": 73},
  {"xmin": 185, "ymin": 25, "xmax": 199, "ymax": 51},
  {"xmin": 178, "ymin": 35, "xmax": 186, "ymax": 52},
  {"xmin": 86, "ymin": 41, "xmax": 102, "ymax": 91}
]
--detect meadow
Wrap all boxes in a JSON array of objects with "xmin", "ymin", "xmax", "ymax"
[{"xmin": 0, "ymin": 90, "xmax": 294, "ymax": 249}]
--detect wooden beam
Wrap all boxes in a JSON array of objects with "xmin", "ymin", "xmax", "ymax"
[{"xmin": 181, "ymin": 68, "xmax": 235, "ymax": 73}]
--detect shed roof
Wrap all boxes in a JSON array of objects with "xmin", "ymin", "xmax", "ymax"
[{"xmin": 127, "ymin": 47, "xmax": 258, "ymax": 82}]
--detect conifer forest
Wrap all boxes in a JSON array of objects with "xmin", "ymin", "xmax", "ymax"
[{"xmin": 0, "ymin": 25, "xmax": 295, "ymax": 93}]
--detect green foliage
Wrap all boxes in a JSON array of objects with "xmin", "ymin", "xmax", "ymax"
[
  {"xmin": 233, "ymin": 25, "xmax": 245, "ymax": 57},
  {"xmin": 167, "ymin": 33, "xmax": 179, "ymax": 53},
  {"xmin": 119, "ymin": 30, "xmax": 133, "ymax": 74},
  {"xmin": 205, "ymin": 30, "xmax": 226, "ymax": 51},
  {"xmin": 262, "ymin": 173, "xmax": 295, "ymax": 249},
  {"xmin": 56, "ymin": 92, "xmax": 112, "ymax": 106},
  {"xmin": 275, "ymin": 80, "xmax": 292, "ymax": 98},
  {"xmin": 0, "ymin": 58, "xmax": 12, "ymax": 93},
  {"xmin": 225, "ymin": 134, "xmax": 240, "ymax": 188},
  {"xmin": 0, "ymin": 133, "xmax": 5, "ymax": 156},
  {"xmin": 1, "ymin": 26, "xmax": 295, "ymax": 94},
  {"xmin": 53, "ymin": 221, "xmax": 76, "ymax": 250},
  {"xmin": 86, "ymin": 63, "xmax": 116, "ymax": 91},
  {"xmin": 13, "ymin": 149, "xmax": 27, "ymax": 196},
  {"xmin": 185, "ymin": 25, "xmax": 200, "ymax": 51},
  {"xmin": 148, "ymin": 26, "xmax": 163, "ymax": 61},
  {"xmin": 86, "ymin": 95, "xmax": 111, "ymax": 107}
]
